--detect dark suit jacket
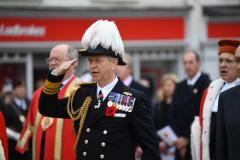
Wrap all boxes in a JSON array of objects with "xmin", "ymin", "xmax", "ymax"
[
  {"xmin": 170, "ymin": 73, "xmax": 210, "ymax": 138},
  {"xmin": 217, "ymin": 85, "xmax": 240, "ymax": 160},
  {"xmin": 39, "ymin": 72, "xmax": 160, "ymax": 160},
  {"xmin": 129, "ymin": 80, "xmax": 153, "ymax": 112},
  {"xmin": 12, "ymin": 98, "xmax": 30, "ymax": 117},
  {"xmin": 129, "ymin": 80, "xmax": 151, "ymax": 97},
  {"xmin": 170, "ymin": 73, "xmax": 210, "ymax": 160},
  {"xmin": 153, "ymin": 101, "xmax": 171, "ymax": 130}
]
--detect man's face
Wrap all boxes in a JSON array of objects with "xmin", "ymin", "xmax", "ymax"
[
  {"xmin": 235, "ymin": 49, "xmax": 240, "ymax": 72},
  {"xmin": 219, "ymin": 52, "xmax": 238, "ymax": 83},
  {"xmin": 183, "ymin": 52, "xmax": 200, "ymax": 79},
  {"xmin": 47, "ymin": 48, "xmax": 69, "ymax": 70},
  {"xmin": 88, "ymin": 55, "xmax": 117, "ymax": 83},
  {"xmin": 116, "ymin": 64, "xmax": 131, "ymax": 81},
  {"xmin": 14, "ymin": 85, "xmax": 26, "ymax": 99}
]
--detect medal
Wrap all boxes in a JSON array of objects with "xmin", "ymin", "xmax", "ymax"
[{"xmin": 41, "ymin": 117, "xmax": 54, "ymax": 131}]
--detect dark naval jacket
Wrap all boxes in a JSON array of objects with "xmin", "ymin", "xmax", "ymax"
[{"xmin": 39, "ymin": 72, "xmax": 160, "ymax": 160}]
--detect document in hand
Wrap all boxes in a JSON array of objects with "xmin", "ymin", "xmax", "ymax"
[{"xmin": 157, "ymin": 125, "xmax": 178, "ymax": 146}]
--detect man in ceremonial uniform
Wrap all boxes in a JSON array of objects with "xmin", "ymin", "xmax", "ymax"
[
  {"xmin": 216, "ymin": 43, "xmax": 240, "ymax": 160},
  {"xmin": 170, "ymin": 51, "xmax": 211, "ymax": 160},
  {"xmin": 16, "ymin": 44, "xmax": 78, "ymax": 160},
  {"xmin": 191, "ymin": 39, "xmax": 240, "ymax": 160},
  {"xmin": 39, "ymin": 20, "xmax": 160, "ymax": 160}
]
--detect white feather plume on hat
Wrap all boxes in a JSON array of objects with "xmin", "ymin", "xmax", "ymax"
[{"xmin": 81, "ymin": 20, "xmax": 125, "ymax": 58}]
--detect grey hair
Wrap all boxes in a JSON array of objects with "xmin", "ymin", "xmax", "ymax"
[{"xmin": 67, "ymin": 45, "xmax": 78, "ymax": 60}]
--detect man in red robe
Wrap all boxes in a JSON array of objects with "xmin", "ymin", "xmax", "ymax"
[
  {"xmin": 16, "ymin": 44, "xmax": 80, "ymax": 160},
  {"xmin": 0, "ymin": 111, "xmax": 8, "ymax": 160}
]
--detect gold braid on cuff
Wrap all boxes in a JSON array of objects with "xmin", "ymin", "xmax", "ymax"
[
  {"xmin": 43, "ymin": 79, "xmax": 61, "ymax": 95},
  {"xmin": 67, "ymin": 88, "xmax": 92, "ymax": 151}
]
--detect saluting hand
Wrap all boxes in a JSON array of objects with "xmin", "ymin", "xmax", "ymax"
[{"xmin": 52, "ymin": 58, "xmax": 78, "ymax": 76}]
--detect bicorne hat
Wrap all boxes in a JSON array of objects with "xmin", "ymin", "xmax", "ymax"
[{"xmin": 79, "ymin": 20, "xmax": 126, "ymax": 65}]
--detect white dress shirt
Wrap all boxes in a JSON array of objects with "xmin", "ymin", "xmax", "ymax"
[
  {"xmin": 97, "ymin": 77, "xmax": 118, "ymax": 101},
  {"xmin": 211, "ymin": 78, "xmax": 240, "ymax": 112},
  {"xmin": 123, "ymin": 75, "xmax": 133, "ymax": 87},
  {"xmin": 187, "ymin": 71, "xmax": 201, "ymax": 86}
]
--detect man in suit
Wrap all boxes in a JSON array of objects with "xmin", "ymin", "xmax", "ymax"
[
  {"xmin": 1, "ymin": 81, "xmax": 29, "ymax": 160},
  {"xmin": 16, "ymin": 44, "xmax": 78, "ymax": 160},
  {"xmin": 216, "ymin": 43, "xmax": 240, "ymax": 160},
  {"xmin": 116, "ymin": 53, "xmax": 151, "ymax": 96},
  {"xmin": 191, "ymin": 39, "xmax": 240, "ymax": 160},
  {"xmin": 38, "ymin": 20, "xmax": 160, "ymax": 160},
  {"xmin": 170, "ymin": 51, "xmax": 211, "ymax": 160},
  {"xmin": 12, "ymin": 81, "xmax": 30, "ymax": 117},
  {"xmin": 116, "ymin": 53, "xmax": 152, "ymax": 110}
]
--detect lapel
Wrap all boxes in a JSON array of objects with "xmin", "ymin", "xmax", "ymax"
[
  {"xmin": 178, "ymin": 81, "xmax": 194, "ymax": 107},
  {"xmin": 87, "ymin": 80, "xmax": 125, "ymax": 127},
  {"xmin": 181, "ymin": 75, "xmax": 204, "ymax": 107}
]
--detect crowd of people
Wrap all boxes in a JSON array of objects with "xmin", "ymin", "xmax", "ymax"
[{"xmin": 0, "ymin": 19, "xmax": 240, "ymax": 160}]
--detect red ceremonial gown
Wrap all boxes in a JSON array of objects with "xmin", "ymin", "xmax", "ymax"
[
  {"xmin": 16, "ymin": 76, "xmax": 79, "ymax": 160},
  {"xmin": 0, "ymin": 111, "xmax": 8, "ymax": 160}
]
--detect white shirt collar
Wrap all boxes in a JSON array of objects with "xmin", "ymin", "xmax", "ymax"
[
  {"xmin": 187, "ymin": 71, "xmax": 201, "ymax": 86},
  {"xmin": 221, "ymin": 78, "xmax": 240, "ymax": 93},
  {"xmin": 14, "ymin": 97, "xmax": 22, "ymax": 106},
  {"xmin": 211, "ymin": 78, "xmax": 240, "ymax": 112},
  {"xmin": 14, "ymin": 97, "xmax": 27, "ymax": 110},
  {"xmin": 123, "ymin": 75, "xmax": 133, "ymax": 87},
  {"xmin": 62, "ymin": 75, "xmax": 74, "ymax": 86},
  {"xmin": 97, "ymin": 77, "xmax": 118, "ymax": 101}
]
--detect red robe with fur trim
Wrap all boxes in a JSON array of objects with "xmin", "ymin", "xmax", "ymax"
[
  {"xmin": 191, "ymin": 79, "xmax": 224, "ymax": 160},
  {"xmin": 16, "ymin": 76, "xmax": 79, "ymax": 160}
]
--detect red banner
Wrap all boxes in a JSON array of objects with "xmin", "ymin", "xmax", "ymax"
[
  {"xmin": 0, "ymin": 17, "xmax": 184, "ymax": 42},
  {"xmin": 208, "ymin": 21, "xmax": 240, "ymax": 38}
]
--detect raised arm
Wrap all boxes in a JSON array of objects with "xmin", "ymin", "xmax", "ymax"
[{"xmin": 39, "ymin": 58, "xmax": 77, "ymax": 118}]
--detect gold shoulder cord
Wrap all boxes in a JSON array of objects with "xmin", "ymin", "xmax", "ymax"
[{"xmin": 67, "ymin": 87, "xmax": 92, "ymax": 151}]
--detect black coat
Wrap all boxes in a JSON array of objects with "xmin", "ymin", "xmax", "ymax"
[
  {"xmin": 170, "ymin": 73, "xmax": 210, "ymax": 160},
  {"xmin": 217, "ymin": 85, "xmax": 240, "ymax": 160},
  {"xmin": 129, "ymin": 80, "xmax": 151, "ymax": 97},
  {"xmin": 39, "ymin": 72, "xmax": 160, "ymax": 160},
  {"xmin": 129, "ymin": 80, "xmax": 153, "ymax": 112},
  {"xmin": 153, "ymin": 101, "xmax": 171, "ymax": 130},
  {"xmin": 170, "ymin": 73, "xmax": 210, "ymax": 138}
]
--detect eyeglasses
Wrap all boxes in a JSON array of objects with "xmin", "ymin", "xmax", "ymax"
[
  {"xmin": 46, "ymin": 58, "xmax": 67, "ymax": 64},
  {"xmin": 218, "ymin": 58, "xmax": 236, "ymax": 65}
]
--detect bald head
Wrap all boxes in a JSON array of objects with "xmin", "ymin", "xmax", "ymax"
[
  {"xmin": 50, "ymin": 44, "xmax": 68, "ymax": 57},
  {"xmin": 47, "ymin": 44, "xmax": 78, "ymax": 78}
]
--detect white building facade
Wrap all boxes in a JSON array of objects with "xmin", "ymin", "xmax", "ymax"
[{"xmin": 0, "ymin": 0, "xmax": 239, "ymax": 98}]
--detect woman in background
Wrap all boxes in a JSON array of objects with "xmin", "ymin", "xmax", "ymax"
[{"xmin": 153, "ymin": 73, "xmax": 178, "ymax": 159}]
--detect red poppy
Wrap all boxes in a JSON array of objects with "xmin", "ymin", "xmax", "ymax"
[{"xmin": 105, "ymin": 106, "xmax": 117, "ymax": 117}]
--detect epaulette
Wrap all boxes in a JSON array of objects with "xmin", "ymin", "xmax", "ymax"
[{"xmin": 78, "ymin": 81, "xmax": 97, "ymax": 87}]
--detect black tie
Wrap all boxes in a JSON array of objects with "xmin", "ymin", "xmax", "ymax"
[{"xmin": 98, "ymin": 90, "xmax": 103, "ymax": 103}]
